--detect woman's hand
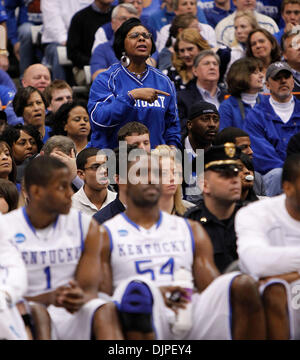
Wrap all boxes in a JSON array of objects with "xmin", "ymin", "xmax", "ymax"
[{"xmin": 129, "ymin": 88, "xmax": 170, "ymax": 103}]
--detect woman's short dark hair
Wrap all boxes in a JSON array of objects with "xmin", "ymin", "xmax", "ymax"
[
  {"xmin": 246, "ymin": 28, "xmax": 281, "ymax": 63},
  {"xmin": 50, "ymin": 100, "xmax": 88, "ymax": 137},
  {"xmin": 113, "ymin": 18, "xmax": 156, "ymax": 60},
  {"xmin": 0, "ymin": 179, "xmax": 19, "ymax": 211},
  {"xmin": 1, "ymin": 124, "xmax": 44, "ymax": 153},
  {"xmin": 12, "ymin": 86, "xmax": 47, "ymax": 117},
  {"xmin": 227, "ymin": 57, "xmax": 263, "ymax": 96},
  {"xmin": 0, "ymin": 141, "xmax": 17, "ymax": 183}
]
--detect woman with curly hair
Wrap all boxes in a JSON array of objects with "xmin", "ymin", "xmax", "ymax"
[
  {"xmin": 50, "ymin": 101, "xmax": 90, "ymax": 154},
  {"xmin": 1, "ymin": 124, "xmax": 43, "ymax": 185}
]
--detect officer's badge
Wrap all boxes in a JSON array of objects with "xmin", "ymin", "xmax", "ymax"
[
  {"xmin": 200, "ymin": 217, "xmax": 207, "ymax": 223},
  {"xmin": 224, "ymin": 143, "xmax": 236, "ymax": 158}
]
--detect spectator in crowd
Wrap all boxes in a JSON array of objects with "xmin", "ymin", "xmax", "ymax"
[
  {"xmin": 244, "ymin": 62, "xmax": 300, "ymax": 195},
  {"xmin": 1, "ymin": 124, "xmax": 43, "ymax": 185},
  {"xmin": 21, "ymin": 63, "xmax": 51, "ymax": 93},
  {"xmin": 44, "ymin": 80, "xmax": 73, "ymax": 115},
  {"xmin": 72, "ymin": 147, "xmax": 117, "ymax": 216},
  {"xmin": 41, "ymin": 135, "xmax": 85, "ymax": 192},
  {"xmin": 50, "ymin": 101, "xmax": 90, "ymax": 154},
  {"xmin": 181, "ymin": 102, "xmax": 220, "ymax": 204},
  {"xmin": 215, "ymin": 0, "xmax": 279, "ymax": 47},
  {"xmin": 274, "ymin": 0, "xmax": 300, "ymax": 44},
  {"xmin": 158, "ymin": 13, "xmax": 200, "ymax": 71},
  {"xmin": 4, "ymin": 64, "xmax": 51, "ymax": 126},
  {"xmin": 156, "ymin": 0, "xmax": 216, "ymax": 53},
  {"xmin": 185, "ymin": 143, "xmax": 243, "ymax": 273},
  {"xmin": 226, "ymin": 10, "xmax": 259, "ymax": 74},
  {"xmin": 117, "ymin": 121, "xmax": 151, "ymax": 152},
  {"xmin": 90, "ymin": 4, "xmax": 139, "ymax": 80},
  {"xmin": 67, "ymin": 0, "xmax": 114, "ymax": 85},
  {"xmin": 245, "ymin": 28, "xmax": 282, "ymax": 79},
  {"xmin": 41, "ymin": 0, "xmax": 94, "ymax": 81},
  {"xmin": 5, "ymin": 0, "xmax": 43, "ymax": 76},
  {"xmin": 147, "ymin": 0, "xmax": 175, "ymax": 32},
  {"xmin": 41, "ymin": 135, "xmax": 76, "ymax": 157},
  {"xmin": 88, "ymin": 18, "xmax": 181, "ymax": 150},
  {"xmin": 237, "ymin": 152, "xmax": 259, "ymax": 202},
  {"xmin": 235, "ymin": 153, "xmax": 300, "ymax": 340},
  {"xmin": 204, "ymin": 0, "xmax": 235, "ymax": 28},
  {"xmin": 177, "ymin": 50, "xmax": 226, "ymax": 130},
  {"xmin": 282, "ymin": 28, "xmax": 300, "ymax": 97},
  {"xmin": 92, "ymin": 0, "xmax": 157, "ymax": 53},
  {"xmin": 43, "ymin": 80, "xmax": 73, "ymax": 126},
  {"xmin": 0, "ymin": 178, "xmax": 19, "ymax": 213},
  {"xmin": 256, "ymin": 0, "xmax": 283, "ymax": 26},
  {"xmin": 152, "ymin": 145, "xmax": 194, "ymax": 215},
  {"xmin": 93, "ymin": 145, "xmax": 134, "ymax": 225},
  {"xmin": 163, "ymin": 28, "xmax": 210, "ymax": 91},
  {"xmin": 214, "ymin": 126, "xmax": 266, "ymax": 196},
  {"xmin": 0, "ymin": 230, "xmax": 28, "ymax": 340},
  {"xmin": 0, "ymin": 155, "xmax": 124, "ymax": 340},
  {"xmin": 219, "ymin": 57, "xmax": 264, "ymax": 130},
  {"xmin": 0, "ymin": 140, "xmax": 16, "ymax": 184},
  {"xmin": 12, "ymin": 86, "xmax": 51, "ymax": 142}
]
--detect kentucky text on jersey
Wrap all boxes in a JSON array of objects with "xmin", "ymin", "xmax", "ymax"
[
  {"xmin": 117, "ymin": 240, "xmax": 187, "ymax": 257},
  {"xmin": 134, "ymin": 96, "xmax": 166, "ymax": 109},
  {"xmin": 21, "ymin": 246, "xmax": 82, "ymax": 265}
]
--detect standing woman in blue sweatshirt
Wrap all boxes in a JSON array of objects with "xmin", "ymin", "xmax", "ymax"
[
  {"xmin": 88, "ymin": 18, "xmax": 181, "ymax": 150},
  {"xmin": 219, "ymin": 57, "xmax": 264, "ymax": 131}
]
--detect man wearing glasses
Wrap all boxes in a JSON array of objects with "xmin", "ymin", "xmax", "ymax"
[{"xmin": 72, "ymin": 147, "xmax": 117, "ymax": 216}]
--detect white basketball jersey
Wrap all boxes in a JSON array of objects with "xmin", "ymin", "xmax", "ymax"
[
  {"xmin": 1, "ymin": 207, "xmax": 92, "ymax": 297},
  {"xmin": 103, "ymin": 211, "xmax": 195, "ymax": 290}
]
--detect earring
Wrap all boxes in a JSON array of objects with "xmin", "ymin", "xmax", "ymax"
[{"xmin": 121, "ymin": 52, "xmax": 130, "ymax": 67}]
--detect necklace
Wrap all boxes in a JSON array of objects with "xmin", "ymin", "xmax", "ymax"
[{"xmin": 131, "ymin": 69, "xmax": 147, "ymax": 79}]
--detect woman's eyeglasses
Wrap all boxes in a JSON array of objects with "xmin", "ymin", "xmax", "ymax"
[{"xmin": 127, "ymin": 32, "xmax": 152, "ymax": 40}]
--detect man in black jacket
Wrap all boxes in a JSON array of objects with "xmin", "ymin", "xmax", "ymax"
[
  {"xmin": 185, "ymin": 143, "xmax": 243, "ymax": 273},
  {"xmin": 67, "ymin": 0, "xmax": 114, "ymax": 83}
]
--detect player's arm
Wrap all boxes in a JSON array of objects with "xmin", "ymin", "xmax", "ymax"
[
  {"xmin": 98, "ymin": 225, "xmax": 113, "ymax": 296},
  {"xmin": 189, "ymin": 220, "xmax": 220, "ymax": 292},
  {"xmin": 74, "ymin": 218, "xmax": 103, "ymax": 300},
  {"xmin": 260, "ymin": 272, "xmax": 300, "ymax": 285}
]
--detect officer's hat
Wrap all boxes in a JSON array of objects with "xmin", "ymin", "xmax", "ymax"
[{"xmin": 204, "ymin": 143, "xmax": 241, "ymax": 175}]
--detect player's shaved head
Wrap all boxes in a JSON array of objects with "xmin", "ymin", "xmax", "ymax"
[{"xmin": 24, "ymin": 156, "xmax": 68, "ymax": 193}]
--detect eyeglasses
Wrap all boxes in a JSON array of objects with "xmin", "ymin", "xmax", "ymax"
[
  {"xmin": 127, "ymin": 32, "xmax": 152, "ymax": 40},
  {"xmin": 84, "ymin": 163, "xmax": 106, "ymax": 172}
]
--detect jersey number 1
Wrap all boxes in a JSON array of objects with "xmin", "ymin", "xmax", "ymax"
[{"xmin": 44, "ymin": 266, "xmax": 51, "ymax": 290}]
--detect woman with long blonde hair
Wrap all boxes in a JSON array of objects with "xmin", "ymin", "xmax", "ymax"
[
  {"xmin": 152, "ymin": 145, "xmax": 194, "ymax": 216},
  {"xmin": 163, "ymin": 28, "xmax": 210, "ymax": 90}
]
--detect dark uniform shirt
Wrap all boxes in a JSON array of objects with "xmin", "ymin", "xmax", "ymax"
[
  {"xmin": 184, "ymin": 198, "xmax": 243, "ymax": 273},
  {"xmin": 93, "ymin": 197, "xmax": 125, "ymax": 225}
]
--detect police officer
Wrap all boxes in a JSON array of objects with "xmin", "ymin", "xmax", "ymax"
[{"xmin": 185, "ymin": 143, "xmax": 243, "ymax": 273}]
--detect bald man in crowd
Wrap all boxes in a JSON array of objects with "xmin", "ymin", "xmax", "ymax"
[{"xmin": 21, "ymin": 64, "xmax": 51, "ymax": 93}]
